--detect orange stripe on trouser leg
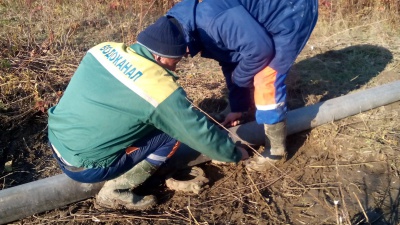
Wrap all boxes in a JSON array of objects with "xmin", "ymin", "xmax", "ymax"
[
  {"xmin": 253, "ymin": 66, "xmax": 278, "ymax": 106},
  {"xmin": 167, "ymin": 141, "xmax": 181, "ymax": 158},
  {"xmin": 125, "ymin": 146, "xmax": 139, "ymax": 154}
]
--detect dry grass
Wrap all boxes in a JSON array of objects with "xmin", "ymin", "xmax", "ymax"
[
  {"xmin": 1, "ymin": 0, "xmax": 400, "ymax": 224},
  {"xmin": 1, "ymin": 0, "xmax": 399, "ymax": 117}
]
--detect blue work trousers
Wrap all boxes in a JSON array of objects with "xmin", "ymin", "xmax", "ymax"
[{"xmin": 51, "ymin": 130, "xmax": 178, "ymax": 183}]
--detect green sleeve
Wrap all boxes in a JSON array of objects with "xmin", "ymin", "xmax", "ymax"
[{"xmin": 149, "ymin": 87, "xmax": 241, "ymax": 162}]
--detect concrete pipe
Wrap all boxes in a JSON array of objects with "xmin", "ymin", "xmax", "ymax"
[{"xmin": 1, "ymin": 80, "xmax": 400, "ymax": 224}]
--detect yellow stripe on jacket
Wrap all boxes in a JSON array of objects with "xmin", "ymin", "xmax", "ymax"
[{"xmin": 89, "ymin": 42, "xmax": 179, "ymax": 107}]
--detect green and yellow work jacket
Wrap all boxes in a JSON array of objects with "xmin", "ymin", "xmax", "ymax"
[{"xmin": 48, "ymin": 42, "xmax": 241, "ymax": 168}]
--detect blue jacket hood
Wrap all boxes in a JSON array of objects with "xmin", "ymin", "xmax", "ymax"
[{"xmin": 166, "ymin": 0, "xmax": 202, "ymax": 57}]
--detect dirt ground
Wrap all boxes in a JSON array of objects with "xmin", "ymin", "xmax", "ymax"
[
  {"xmin": 1, "ymin": 49, "xmax": 400, "ymax": 225},
  {"xmin": 1, "ymin": 4, "xmax": 400, "ymax": 222}
]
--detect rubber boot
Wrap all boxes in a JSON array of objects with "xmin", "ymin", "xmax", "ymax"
[
  {"xmin": 245, "ymin": 121, "xmax": 287, "ymax": 172},
  {"xmin": 96, "ymin": 160, "xmax": 158, "ymax": 210},
  {"xmin": 263, "ymin": 120, "xmax": 287, "ymax": 159}
]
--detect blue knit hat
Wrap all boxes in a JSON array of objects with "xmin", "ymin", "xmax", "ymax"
[{"xmin": 137, "ymin": 16, "xmax": 186, "ymax": 58}]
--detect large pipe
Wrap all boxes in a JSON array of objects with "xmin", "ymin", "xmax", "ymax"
[
  {"xmin": 0, "ymin": 174, "xmax": 104, "ymax": 224},
  {"xmin": 0, "ymin": 143, "xmax": 203, "ymax": 225},
  {"xmin": 230, "ymin": 80, "xmax": 400, "ymax": 145},
  {"xmin": 1, "ymin": 81, "xmax": 400, "ymax": 224}
]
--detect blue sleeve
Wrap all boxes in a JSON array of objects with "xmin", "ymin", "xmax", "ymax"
[{"xmin": 210, "ymin": 5, "xmax": 275, "ymax": 88}]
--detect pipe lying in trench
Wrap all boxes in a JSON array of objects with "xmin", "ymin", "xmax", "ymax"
[{"xmin": 1, "ymin": 80, "xmax": 400, "ymax": 224}]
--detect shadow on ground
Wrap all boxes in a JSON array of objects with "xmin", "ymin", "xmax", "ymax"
[
  {"xmin": 288, "ymin": 44, "xmax": 393, "ymax": 109},
  {"xmin": 350, "ymin": 170, "xmax": 400, "ymax": 225},
  {"xmin": 197, "ymin": 44, "xmax": 394, "ymax": 181}
]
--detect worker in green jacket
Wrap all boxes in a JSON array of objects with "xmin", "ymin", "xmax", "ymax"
[{"xmin": 47, "ymin": 16, "xmax": 249, "ymax": 210}]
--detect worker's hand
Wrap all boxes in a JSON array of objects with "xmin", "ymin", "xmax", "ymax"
[
  {"xmin": 221, "ymin": 112, "xmax": 242, "ymax": 127},
  {"xmin": 237, "ymin": 146, "xmax": 249, "ymax": 160}
]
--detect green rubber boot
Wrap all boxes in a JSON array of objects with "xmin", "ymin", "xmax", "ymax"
[
  {"xmin": 263, "ymin": 120, "xmax": 287, "ymax": 160},
  {"xmin": 245, "ymin": 121, "xmax": 287, "ymax": 172},
  {"xmin": 96, "ymin": 160, "xmax": 158, "ymax": 210}
]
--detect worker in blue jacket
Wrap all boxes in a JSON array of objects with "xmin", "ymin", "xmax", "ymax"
[{"xmin": 167, "ymin": 0, "xmax": 318, "ymax": 171}]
